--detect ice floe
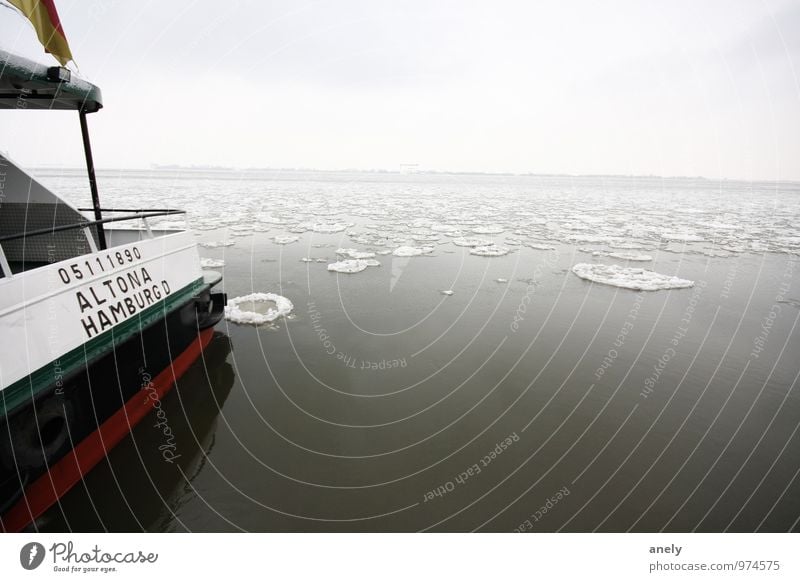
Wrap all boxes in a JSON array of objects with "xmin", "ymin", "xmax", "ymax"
[
  {"xmin": 430, "ymin": 223, "xmax": 461, "ymax": 234},
  {"xmin": 610, "ymin": 242, "xmax": 648, "ymax": 250},
  {"xmin": 200, "ymin": 258, "xmax": 225, "ymax": 268},
  {"xmin": 199, "ymin": 240, "xmax": 235, "ymax": 248},
  {"xmin": 311, "ymin": 222, "xmax": 351, "ymax": 234},
  {"xmin": 224, "ymin": 293, "xmax": 294, "ymax": 325},
  {"xmin": 327, "ymin": 259, "xmax": 381, "ymax": 273},
  {"xmin": 255, "ymin": 213, "xmax": 287, "ymax": 224},
  {"xmin": 608, "ymin": 252, "xmax": 653, "ymax": 261},
  {"xmin": 661, "ymin": 231, "xmax": 705, "ymax": 242},
  {"xmin": 411, "ymin": 233, "xmax": 441, "ymax": 242},
  {"xmin": 392, "ymin": 245, "xmax": 434, "ymax": 257},
  {"xmin": 83, "ymin": 167, "xmax": 800, "ymax": 266},
  {"xmin": 336, "ymin": 248, "xmax": 377, "ymax": 259},
  {"xmin": 470, "ymin": 245, "xmax": 511, "ymax": 257},
  {"xmin": 453, "ymin": 237, "xmax": 493, "ymax": 247},
  {"xmin": 273, "ymin": 235, "xmax": 300, "ymax": 245},
  {"xmin": 571, "ymin": 263, "xmax": 694, "ymax": 291},
  {"xmin": 472, "ymin": 225, "xmax": 505, "ymax": 235}
]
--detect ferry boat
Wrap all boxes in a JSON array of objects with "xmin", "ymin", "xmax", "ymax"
[{"xmin": 0, "ymin": 48, "xmax": 226, "ymax": 531}]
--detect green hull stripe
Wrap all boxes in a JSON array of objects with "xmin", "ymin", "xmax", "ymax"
[{"xmin": 0, "ymin": 277, "xmax": 204, "ymax": 418}]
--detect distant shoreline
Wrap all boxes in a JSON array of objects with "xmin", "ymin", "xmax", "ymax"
[{"xmin": 26, "ymin": 166, "xmax": 800, "ymax": 185}]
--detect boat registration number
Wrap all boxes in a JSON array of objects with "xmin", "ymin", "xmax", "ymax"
[{"xmin": 57, "ymin": 246, "xmax": 142, "ymax": 285}]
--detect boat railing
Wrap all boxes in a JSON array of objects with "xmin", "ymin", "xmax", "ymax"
[{"xmin": 0, "ymin": 209, "xmax": 186, "ymax": 279}]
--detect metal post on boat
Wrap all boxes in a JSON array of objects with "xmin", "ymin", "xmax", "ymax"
[{"xmin": 79, "ymin": 109, "xmax": 107, "ymax": 250}]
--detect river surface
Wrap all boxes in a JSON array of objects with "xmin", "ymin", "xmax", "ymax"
[{"xmin": 32, "ymin": 169, "xmax": 800, "ymax": 532}]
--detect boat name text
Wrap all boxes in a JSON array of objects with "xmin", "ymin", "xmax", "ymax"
[{"xmin": 76, "ymin": 265, "xmax": 172, "ymax": 338}]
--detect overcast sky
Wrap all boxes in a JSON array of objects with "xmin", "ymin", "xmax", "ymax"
[{"xmin": 2, "ymin": 0, "xmax": 799, "ymax": 180}]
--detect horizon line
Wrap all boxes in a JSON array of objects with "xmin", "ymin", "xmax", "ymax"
[{"xmin": 25, "ymin": 164, "xmax": 800, "ymax": 184}]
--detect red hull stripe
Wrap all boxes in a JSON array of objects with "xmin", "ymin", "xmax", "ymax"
[{"xmin": 1, "ymin": 328, "xmax": 215, "ymax": 533}]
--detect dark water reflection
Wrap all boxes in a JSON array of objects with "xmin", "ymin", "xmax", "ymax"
[
  {"xmin": 40, "ymin": 242, "xmax": 800, "ymax": 532},
  {"xmin": 40, "ymin": 333, "xmax": 235, "ymax": 532}
]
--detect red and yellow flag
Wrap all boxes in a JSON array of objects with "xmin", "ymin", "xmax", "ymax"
[{"xmin": 8, "ymin": 0, "xmax": 73, "ymax": 66}]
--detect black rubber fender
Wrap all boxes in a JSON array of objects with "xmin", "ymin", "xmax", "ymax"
[{"xmin": 9, "ymin": 396, "xmax": 74, "ymax": 471}]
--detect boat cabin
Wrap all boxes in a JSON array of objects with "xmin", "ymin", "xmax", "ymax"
[{"xmin": 0, "ymin": 48, "xmax": 184, "ymax": 278}]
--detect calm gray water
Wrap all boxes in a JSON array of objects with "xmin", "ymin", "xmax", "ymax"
[{"xmin": 33, "ymin": 169, "xmax": 800, "ymax": 532}]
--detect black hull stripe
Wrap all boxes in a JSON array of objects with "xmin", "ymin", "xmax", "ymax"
[{"xmin": 0, "ymin": 277, "xmax": 204, "ymax": 417}]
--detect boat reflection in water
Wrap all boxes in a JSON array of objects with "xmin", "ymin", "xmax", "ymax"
[{"xmin": 38, "ymin": 333, "xmax": 235, "ymax": 532}]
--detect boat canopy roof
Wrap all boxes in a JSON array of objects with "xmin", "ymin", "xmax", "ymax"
[{"xmin": 0, "ymin": 48, "xmax": 102, "ymax": 113}]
